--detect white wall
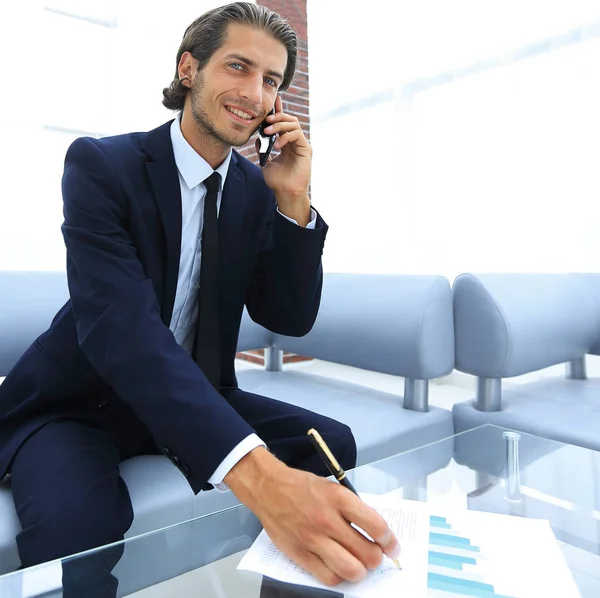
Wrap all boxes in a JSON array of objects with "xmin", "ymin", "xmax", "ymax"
[
  {"xmin": 0, "ymin": 0, "xmax": 243, "ymax": 272},
  {"xmin": 306, "ymin": 0, "xmax": 600, "ymax": 385},
  {"xmin": 307, "ymin": 0, "xmax": 600, "ymax": 281}
]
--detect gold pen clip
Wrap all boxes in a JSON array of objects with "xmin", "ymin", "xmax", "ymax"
[{"xmin": 308, "ymin": 428, "xmax": 343, "ymax": 473}]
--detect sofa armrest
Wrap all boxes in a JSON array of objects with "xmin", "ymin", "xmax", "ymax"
[
  {"xmin": 272, "ymin": 273, "xmax": 455, "ymax": 380},
  {"xmin": 453, "ymin": 273, "xmax": 600, "ymax": 378}
]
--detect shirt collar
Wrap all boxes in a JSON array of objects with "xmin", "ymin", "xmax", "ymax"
[{"xmin": 170, "ymin": 113, "xmax": 232, "ymax": 191}]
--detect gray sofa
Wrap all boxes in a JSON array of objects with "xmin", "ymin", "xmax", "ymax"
[
  {"xmin": 0, "ymin": 270, "xmax": 455, "ymax": 588},
  {"xmin": 237, "ymin": 272, "xmax": 455, "ymax": 466},
  {"xmin": 452, "ymin": 272, "xmax": 600, "ymax": 451}
]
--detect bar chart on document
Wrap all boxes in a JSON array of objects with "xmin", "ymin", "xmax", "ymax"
[{"xmin": 424, "ymin": 510, "xmax": 580, "ymax": 598}]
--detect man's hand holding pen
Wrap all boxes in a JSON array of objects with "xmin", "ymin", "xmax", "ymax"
[{"xmin": 225, "ymin": 447, "xmax": 401, "ymax": 587}]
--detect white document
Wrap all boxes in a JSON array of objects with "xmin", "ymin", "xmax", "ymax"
[
  {"xmin": 422, "ymin": 505, "xmax": 581, "ymax": 598},
  {"xmin": 237, "ymin": 493, "xmax": 430, "ymax": 597},
  {"xmin": 237, "ymin": 493, "xmax": 581, "ymax": 598}
]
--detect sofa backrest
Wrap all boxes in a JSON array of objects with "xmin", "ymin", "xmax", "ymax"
[
  {"xmin": 0, "ymin": 271, "xmax": 274, "ymax": 375},
  {"xmin": 580, "ymin": 273, "xmax": 600, "ymax": 357},
  {"xmin": 273, "ymin": 273, "xmax": 455, "ymax": 380},
  {"xmin": 453, "ymin": 273, "xmax": 600, "ymax": 378},
  {"xmin": 0, "ymin": 270, "xmax": 70, "ymax": 376},
  {"xmin": 1, "ymin": 270, "xmax": 455, "ymax": 382},
  {"xmin": 236, "ymin": 309, "xmax": 274, "ymax": 352}
]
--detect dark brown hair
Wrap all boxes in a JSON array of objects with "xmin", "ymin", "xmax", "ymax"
[{"xmin": 162, "ymin": 2, "xmax": 297, "ymax": 111}]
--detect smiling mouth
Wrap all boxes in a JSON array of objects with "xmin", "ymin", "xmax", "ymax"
[{"xmin": 225, "ymin": 106, "xmax": 257, "ymax": 122}]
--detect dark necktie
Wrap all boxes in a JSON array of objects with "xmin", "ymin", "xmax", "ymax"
[{"xmin": 193, "ymin": 171, "xmax": 221, "ymax": 389}]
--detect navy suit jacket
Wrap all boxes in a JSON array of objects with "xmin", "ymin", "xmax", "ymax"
[{"xmin": 0, "ymin": 120, "xmax": 327, "ymax": 493}]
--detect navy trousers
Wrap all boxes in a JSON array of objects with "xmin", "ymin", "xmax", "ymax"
[{"xmin": 10, "ymin": 389, "xmax": 357, "ymax": 597}]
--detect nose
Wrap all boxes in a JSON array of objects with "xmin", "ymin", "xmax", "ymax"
[{"xmin": 239, "ymin": 73, "xmax": 263, "ymax": 107}]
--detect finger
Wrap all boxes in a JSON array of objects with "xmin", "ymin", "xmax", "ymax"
[
  {"xmin": 268, "ymin": 111, "xmax": 299, "ymax": 124},
  {"xmin": 275, "ymin": 130, "xmax": 304, "ymax": 150},
  {"xmin": 316, "ymin": 538, "xmax": 369, "ymax": 584},
  {"xmin": 288, "ymin": 549, "xmax": 343, "ymax": 587},
  {"xmin": 340, "ymin": 497, "xmax": 401, "ymax": 560},
  {"xmin": 262, "ymin": 121, "xmax": 301, "ymax": 136},
  {"xmin": 332, "ymin": 516, "xmax": 384, "ymax": 570},
  {"xmin": 275, "ymin": 94, "xmax": 283, "ymax": 114}
]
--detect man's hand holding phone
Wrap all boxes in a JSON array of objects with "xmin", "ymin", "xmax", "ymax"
[{"xmin": 256, "ymin": 95, "xmax": 312, "ymax": 227}]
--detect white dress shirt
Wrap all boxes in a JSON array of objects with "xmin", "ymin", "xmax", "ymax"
[{"xmin": 168, "ymin": 115, "xmax": 316, "ymax": 490}]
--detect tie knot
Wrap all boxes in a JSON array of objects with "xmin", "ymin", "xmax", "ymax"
[{"xmin": 203, "ymin": 171, "xmax": 221, "ymax": 194}]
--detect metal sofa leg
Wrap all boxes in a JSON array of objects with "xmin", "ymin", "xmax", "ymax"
[
  {"xmin": 476, "ymin": 377, "xmax": 502, "ymax": 412},
  {"xmin": 566, "ymin": 357, "xmax": 587, "ymax": 380},
  {"xmin": 403, "ymin": 378, "xmax": 428, "ymax": 412},
  {"xmin": 264, "ymin": 347, "xmax": 283, "ymax": 372}
]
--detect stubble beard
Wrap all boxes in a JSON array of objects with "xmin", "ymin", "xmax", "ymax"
[{"xmin": 190, "ymin": 75, "xmax": 257, "ymax": 149}]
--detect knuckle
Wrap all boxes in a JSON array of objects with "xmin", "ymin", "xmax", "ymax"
[
  {"xmin": 313, "ymin": 511, "xmax": 336, "ymax": 534},
  {"xmin": 297, "ymin": 526, "xmax": 318, "ymax": 548},
  {"xmin": 341, "ymin": 562, "xmax": 367, "ymax": 583},
  {"xmin": 322, "ymin": 571, "xmax": 342, "ymax": 586},
  {"xmin": 364, "ymin": 546, "xmax": 384, "ymax": 570},
  {"xmin": 331, "ymin": 482, "xmax": 348, "ymax": 501}
]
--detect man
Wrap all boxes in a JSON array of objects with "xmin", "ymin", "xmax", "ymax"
[{"xmin": 0, "ymin": 2, "xmax": 400, "ymax": 594}]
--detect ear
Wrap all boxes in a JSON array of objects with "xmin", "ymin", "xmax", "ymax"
[{"xmin": 177, "ymin": 51, "xmax": 197, "ymax": 87}]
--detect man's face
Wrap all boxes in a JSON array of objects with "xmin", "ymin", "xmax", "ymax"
[{"xmin": 189, "ymin": 23, "xmax": 287, "ymax": 148}]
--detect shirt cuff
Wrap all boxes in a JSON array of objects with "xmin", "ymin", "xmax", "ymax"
[
  {"xmin": 277, "ymin": 207, "xmax": 317, "ymax": 229},
  {"xmin": 207, "ymin": 433, "xmax": 266, "ymax": 492}
]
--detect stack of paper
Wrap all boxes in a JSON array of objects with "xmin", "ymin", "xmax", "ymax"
[{"xmin": 237, "ymin": 492, "xmax": 581, "ymax": 597}]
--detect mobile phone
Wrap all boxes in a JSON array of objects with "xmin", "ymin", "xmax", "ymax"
[{"xmin": 258, "ymin": 107, "xmax": 276, "ymax": 167}]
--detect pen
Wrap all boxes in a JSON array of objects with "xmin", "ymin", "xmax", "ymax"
[{"xmin": 307, "ymin": 428, "xmax": 401, "ymax": 569}]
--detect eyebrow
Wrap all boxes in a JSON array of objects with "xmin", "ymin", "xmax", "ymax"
[{"xmin": 224, "ymin": 53, "xmax": 284, "ymax": 83}]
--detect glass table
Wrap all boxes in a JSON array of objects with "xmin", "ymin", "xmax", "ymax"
[{"xmin": 0, "ymin": 424, "xmax": 598, "ymax": 597}]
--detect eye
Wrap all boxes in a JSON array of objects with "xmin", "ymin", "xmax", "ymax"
[
  {"xmin": 229, "ymin": 62, "xmax": 244, "ymax": 71},
  {"xmin": 264, "ymin": 77, "xmax": 278, "ymax": 88}
]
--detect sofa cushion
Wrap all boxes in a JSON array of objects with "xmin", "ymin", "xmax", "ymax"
[
  {"xmin": 0, "ymin": 458, "xmax": 241, "ymax": 575},
  {"xmin": 452, "ymin": 377, "xmax": 600, "ymax": 451},
  {"xmin": 0, "ymin": 480, "xmax": 20, "ymax": 574},
  {"xmin": 237, "ymin": 369, "xmax": 454, "ymax": 466}
]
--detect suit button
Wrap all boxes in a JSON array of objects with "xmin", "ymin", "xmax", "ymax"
[
  {"xmin": 180, "ymin": 463, "xmax": 191, "ymax": 478},
  {"xmin": 172, "ymin": 455, "xmax": 181, "ymax": 468},
  {"xmin": 161, "ymin": 446, "xmax": 172, "ymax": 459},
  {"xmin": 97, "ymin": 401, "xmax": 110, "ymax": 412}
]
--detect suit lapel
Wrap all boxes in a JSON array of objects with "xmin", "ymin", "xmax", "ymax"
[{"xmin": 142, "ymin": 121, "xmax": 182, "ymax": 326}]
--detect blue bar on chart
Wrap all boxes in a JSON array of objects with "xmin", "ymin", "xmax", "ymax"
[
  {"xmin": 430, "ymin": 516, "xmax": 452, "ymax": 529},
  {"xmin": 428, "ymin": 572, "xmax": 514, "ymax": 598},
  {"xmin": 427, "ymin": 516, "xmax": 515, "ymax": 598},
  {"xmin": 428, "ymin": 550, "xmax": 477, "ymax": 570},
  {"xmin": 429, "ymin": 532, "xmax": 481, "ymax": 552}
]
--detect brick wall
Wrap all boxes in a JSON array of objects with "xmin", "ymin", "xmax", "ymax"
[
  {"xmin": 237, "ymin": 0, "xmax": 310, "ymax": 160},
  {"xmin": 235, "ymin": 0, "xmax": 312, "ymax": 367}
]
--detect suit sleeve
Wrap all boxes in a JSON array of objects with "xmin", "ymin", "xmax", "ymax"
[
  {"xmin": 245, "ymin": 194, "xmax": 328, "ymax": 337},
  {"xmin": 61, "ymin": 137, "xmax": 254, "ymax": 493}
]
